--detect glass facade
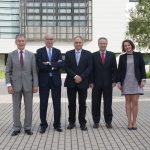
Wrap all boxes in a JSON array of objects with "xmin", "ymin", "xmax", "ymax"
[
  {"xmin": 0, "ymin": 0, "xmax": 20, "ymax": 38},
  {"xmin": 20, "ymin": 0, "xmax": 92, "ymax": 41}
]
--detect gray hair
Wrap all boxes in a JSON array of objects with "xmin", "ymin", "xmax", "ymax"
[
  {"xmin": 74, "ymin": 36, "xmax": 84, "ymax": 42},
  {"xmin": 15, "ymin": 34, "xmax": 26, "ymax": 41},
  {"xmin": 98, "ymin": 37, "xmax": 108, "ymax": 43}
]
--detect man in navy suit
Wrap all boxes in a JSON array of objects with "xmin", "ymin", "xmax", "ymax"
[
  {"xmin": 64, "ymin": 36, "xmax": 92, "ymax": 131},
  {"xmin": 90, "ymin": 37, "xmax": 117, "ymax": 129},
  {"xmin": 36, "ymin": 33, "xmax": 63, "ymax": 133}
]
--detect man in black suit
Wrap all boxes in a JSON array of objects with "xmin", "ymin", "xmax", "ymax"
[
  {"xmin": 36, "ymin": 33, "xmax": 63, "ymax": 133},
  {"xmin": 90, "ymin": 37, "xmax": 117, "ymax": 129},
  {"xmin": 64, "ymin": 36, "xmax": 92, "ymax": 131}
]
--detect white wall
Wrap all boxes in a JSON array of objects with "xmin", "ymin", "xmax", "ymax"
[
  {"xmin": 0, "ymin": 0, "xmax": 132, "ymax": 54},
  {"xmin": 87, "ymin": 0, "xmax": 128, "ymax": 53}
]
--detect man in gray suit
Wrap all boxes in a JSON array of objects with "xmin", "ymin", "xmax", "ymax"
[{"xmin": 5, "ymin": 34, "xmax": 38, "ymax": 136}]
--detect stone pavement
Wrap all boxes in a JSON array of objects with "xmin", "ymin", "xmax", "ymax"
[{"xmin": 0, "ymin": 79, "xmax": 150, "ymax": 150}]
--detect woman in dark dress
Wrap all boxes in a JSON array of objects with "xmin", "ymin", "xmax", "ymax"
[{"xmin": 117, "ymin": 40, "xmax": 146, "ymax": 130}]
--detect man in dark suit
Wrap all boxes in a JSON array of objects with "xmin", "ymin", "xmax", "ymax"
[
  {"xmin": 90, "ymin": 37, "xmax": 117, "ymax": 129},
  {"xmin": 36, "ymin": 33, "xmax": 63, "ymax": 133},
  {"xmin": 64, "ymin": 36, "xmax": 92, "ymax": 131}
]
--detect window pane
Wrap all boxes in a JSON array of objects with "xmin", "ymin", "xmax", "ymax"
[{"xmin": 20, "ymin": 0, "xmax": 92, "ymax": 41}]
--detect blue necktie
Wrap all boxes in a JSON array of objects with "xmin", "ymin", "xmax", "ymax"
[
  {"xmin": 48, "ymin": 48, "xmax": 52, "ymax": 62},
  {"xmin": 76, "ymin": 51, "xmax": 80, "ymax": 66},
  {"xmin": 48, "ymin": 49, "xmax": 52, "ymax": 76}
]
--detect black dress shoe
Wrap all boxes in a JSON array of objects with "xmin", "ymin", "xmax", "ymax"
[
  {"xmin": 106, "ymin": 123, "xmax": 112, "ymax": 129},
  {"xmin": 93, "ymin": 123, "xmax": 99, "ymax": 128},
  {"xmin": 25, "ymin": 130, "xmax": 33, "ymax": 135},
  {"xmin": 11, "ymin": 130, "xmax": 21, "ymax": 136},
  {"xmin": 54, "ymin": 127, "xmax": 63, "ymax": 132},
  {"xmin": 80, "ymin": 124, "xmax": 87, "ymax": 131},
  {"xmin": 132, "ymin": 127, "xmax": 137, "ymax": 130},
  {"xmin": 39, "ymin": 128, "xmax": 46, "ymax": 134},
  {"xmin": 128, "ymin": 127, "xmax": 132, "ymax": 130},
  {"xmin": 67, "ymin": 123, "xmax": 75, "ymax": 130}
]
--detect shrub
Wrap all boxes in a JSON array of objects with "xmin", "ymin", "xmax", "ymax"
[
  {"xmin": 0, "ymin": 70, "xmax": 5, "ymax": 79},
  {"xmin": 146, "ymin": 71, "xmax": 150, "ymax": 79}
]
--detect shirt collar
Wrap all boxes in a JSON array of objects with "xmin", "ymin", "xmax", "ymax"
[
  {"xmin": 18, "ymin": 49, "xmax": 25, "ymax": 53},
  {"xmin": 46, "ymin": 47, "xmax": 52, "ymax": 51},
  {"xmin": 75, "ymin": 49, "xmax": 82, "ymax": 53},
  {"xmin": 100, "ymin": 50, "xmax": 106, "ymax": 54}
]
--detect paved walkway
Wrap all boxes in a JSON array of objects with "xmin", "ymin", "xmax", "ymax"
[{"xmin": 0, "ymin": 79, "xmax": 150, "ymax": 150}]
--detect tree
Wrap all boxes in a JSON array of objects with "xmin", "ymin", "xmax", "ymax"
[{"xmin": 126, "ymin": 0, "xmax": 150, "ymax": 50}]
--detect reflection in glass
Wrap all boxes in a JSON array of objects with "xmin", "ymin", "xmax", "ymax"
[
  {"xmin": 0, "ymin": 0, "xmax": 19, "ymax": 39},
  {"xmin": 20, "ymin": 0, "xmax": 92, "ymax": 41}
]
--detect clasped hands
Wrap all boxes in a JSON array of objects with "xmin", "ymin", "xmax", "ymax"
[{"xmin": 74, "ymin": 75, "xmax": 82, "ymax": 84}]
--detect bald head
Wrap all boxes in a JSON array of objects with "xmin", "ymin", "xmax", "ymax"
[
  {"xmin": 74, "ymin": 36, "xmax": 84, "ymax": 50},
  {"xmin": 44, "ymin": 33, "xmax": 55, "ymax": 48}
]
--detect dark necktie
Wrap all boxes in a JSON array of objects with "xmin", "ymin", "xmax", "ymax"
[
  {"xmin": 20, "ymin": 50, "xmax": 24, "ymax": 66},
  {"xmin": 101, "ymin": 52, "xmax": 105, "ymax": 64}
]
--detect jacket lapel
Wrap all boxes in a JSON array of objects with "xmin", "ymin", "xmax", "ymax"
[
  {"xmin": 72, "ymin": 50, "xmax": 78, "ymax": 67},
  {"xmin": 51, "ymin": 48, "xmax": 55, "ymax": 62},
  {"xmin": 77, "ymin": 50, "xmax": 84, "ymax": 67},
  {"xmin": 133, "ymin": 52, "xmax": 137, "ymax": 68},
  {"xmin": 104, "ymin": 51, "xmax": 108, "ymax": 65},
  {"xmin": 124, "ymin": 53, "xmax": 127, "ymax": 71},
  {"xmin": 43, "ymin": 47, "xmax": 49, "ymax": 61},
  {"xmin": 96, "ymin": 51, "xmax": 102, "ymax": 67},
  {"xmin": 14, "ymin": 50, "xmax": 21, "ymax": 68},
  {"xmin": 24, "ymin": 50, "xmax": 28, "ymax": 67}
]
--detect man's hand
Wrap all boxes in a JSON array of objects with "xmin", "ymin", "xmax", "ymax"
[
  {"xmin": 32, "ymin": 86, "xmax": 38, "ymax": 93},
  {"xmin": 7, "ymin": 86, "xmax": 14, "ymax": 94},
  {"xmin": 43, "ymin": 61, "xmax": 50, "ymax": 65},
  {"xmin": 58, "ymin": 60, "xmax": 62, "ymax": 62},
  {"xmin": 74, "ymin": 75, "xmax": 82, "ymax": 83},
  {"xmin": 112, "ymin": 82, "xmax": 116, "ymax": 87},
  {"xmin": 89, "ymin": 83, "xmax": 94, "ymax": 89}
]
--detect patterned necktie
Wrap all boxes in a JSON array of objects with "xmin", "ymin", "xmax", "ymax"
[
  {"xmin": 101, "ymin": 51, "xmax": 105, "ymax": 64},
  {"xmin": 76, "ymin": 51, "xmax": 80, "ymax": 66},
  {"xmin": 20, "ymin": 50, "xmax": 24, "ymax": 66}
]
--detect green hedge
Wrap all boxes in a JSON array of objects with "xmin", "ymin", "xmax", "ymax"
[
  {"xmin": 0, "ymin": 70, "xmax": 5, "ymax": 79},
  {"xmin": 146, "ymin": 71, "xmax": 150, "ymax": 79}
]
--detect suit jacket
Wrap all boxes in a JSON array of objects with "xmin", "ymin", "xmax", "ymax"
[
  {"xmin": 91, "ymin": 50, "xmax": 117, "ymax": 88},
  {"xmin": 117, "ymin": 52, "xmax": 146, "ymax": 85},
  {"xmin": 36, "ymin": 47, "xmax": 63, "ymax": 87},
  {"xmin": 64, "ymin": 49, "xmax": 92, "ymax": 89},
  {"xmin": 5, "ymin": 50, "xmax": 38, "ymax": 92}
]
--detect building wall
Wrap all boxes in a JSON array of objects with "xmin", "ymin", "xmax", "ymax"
[
  {"xmin": 0, "ymin": 0, "xmax": 142, "ymax": 64},
  {"xmin": 0, "ymin": 0, "xmax": 19, "ymax": 38}
]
